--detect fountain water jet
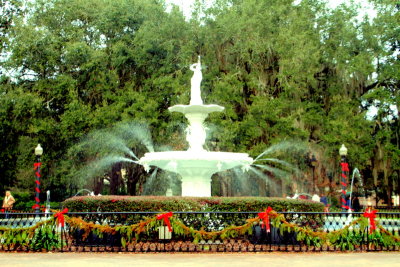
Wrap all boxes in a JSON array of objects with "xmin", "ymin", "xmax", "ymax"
[{"xmin": 139, "ymin": 57, "xmax": 253, "ymax": 196}]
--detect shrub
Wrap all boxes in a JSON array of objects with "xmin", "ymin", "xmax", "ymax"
[
  {"xmin": 62, "ymin": 196, "xmax": 324, "ymax": 212},
  {"xmin": 0, "ymin": 192, "xmax": 61, "ymax": 212},
  {"xmin": 30, "ymin": 224, "xmax": 63, "ymax": 251}
]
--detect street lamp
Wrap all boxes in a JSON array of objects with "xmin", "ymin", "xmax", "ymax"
[
  {"xmin": 34, "ymin": 144, "xmax": 43, "ymax": 214},
  {"xmin": 339, "ymin": 144, "xmax": 349, "ymax": 212}
]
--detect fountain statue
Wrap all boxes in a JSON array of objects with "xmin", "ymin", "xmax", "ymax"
[
  {"xmin": 139, "ymin": 57, "xmax": 254, "ymax": 196},
  {"xmin": 189, "ymin": 56, "xmax": 203, "ymax": 105}
]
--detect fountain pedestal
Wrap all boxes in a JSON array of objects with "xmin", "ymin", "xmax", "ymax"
[{"xmin": 181, "ymin": 176, "xmax": 211, "ymax": 197}]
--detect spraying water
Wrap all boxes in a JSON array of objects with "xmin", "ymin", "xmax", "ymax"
[
  {"xmin": 349, "ymin": 168, "xmax": 365, "ymax": 210},
  {"xmin": 72, "ymin": 57, "xmax": 302, "ymax": 197}
]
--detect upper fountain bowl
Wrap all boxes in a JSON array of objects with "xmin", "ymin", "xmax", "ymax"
[{"xmin": 168, "ymin": 104, "xmax": 224, "ymax": 114}]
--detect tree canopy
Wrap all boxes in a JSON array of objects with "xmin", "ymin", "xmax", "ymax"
[{"xmin": 0, "ymin": 0, "xmax": 398, "ymax": 205}]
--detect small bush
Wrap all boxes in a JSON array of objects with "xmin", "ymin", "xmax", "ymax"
[
  {"xmin": 63, "ymin": 196, "xmax": 324, "ymax": 212},
  {"xmin": 30, "ymin": 224, "xmax": 63, "ymax": 251},
  {"xmin": 0, "ymin": 192, "xmax": 60, "ymax": 212}
]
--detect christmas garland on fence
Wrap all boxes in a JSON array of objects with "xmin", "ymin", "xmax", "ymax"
[
  {"xmin": 63, "ymin": 207, "xmax": 400, "ymax": 249},
  {"xmin": 1, "ymin": 207, "xmax": 399, "ymax": 250}
]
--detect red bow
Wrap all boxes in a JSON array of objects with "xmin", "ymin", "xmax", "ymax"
[
  {"xmin": 54, "ymin": 208, "xmax": 69, "ymax": 227},
  {"xmin": 34, "ymin": 162, "xmax": 42, "ymax": 170},
  {"xmin": 156, "ymin": 212, "xmax": 173, "ymax": 232},
  {"xmin": 258, "ymin": 207, "xmax": 274, "ymax": 233},
  {"xmin": 32, "ymin": 204, "xmax": 40, "ymax": 209},
  {"xmin": 363, "ymin": 209, "xmax": 377, "ymax": 233},
  {"xmin": 340, "ymin": 162, "xmax": 349, "ymax": 172}
]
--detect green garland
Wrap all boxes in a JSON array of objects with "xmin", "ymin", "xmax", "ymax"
[
  {"xmin": 64, "ymin": 210, "xmax": 400, "ymax": 249},
  {"xmin": 1, "ymin": 211, "xmax": 399, "ymax": 250},
  {"xmin": 0, "ymin": 217, "xmax": 55, "ymax": 249}
]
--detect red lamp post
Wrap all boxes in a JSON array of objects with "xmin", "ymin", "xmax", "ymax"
[
  {"xmin": 33, "ymin": 144, "xmax": 43, "ymax": 213},
  {"xmin": 339, "ymin": 144, "xmax": 349, "ymax": 212}
]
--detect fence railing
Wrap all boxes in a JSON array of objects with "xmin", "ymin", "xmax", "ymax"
[{"xmin": 0, "ymin": 211, "xmax": 399, "ymax": 252}]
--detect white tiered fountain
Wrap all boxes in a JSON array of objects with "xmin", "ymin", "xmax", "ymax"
[{"xmin": 139, "ymin": 57, "xmax": 253, "ymax": 197}]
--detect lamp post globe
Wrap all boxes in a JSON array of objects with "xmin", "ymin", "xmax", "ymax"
[
  {"xmin": 35, "ymin": 144, "xmax": 43, "ymax": 156},
  {"xmin": 339, "ymin": 144, "xmax": 347, "ymax": 157}
]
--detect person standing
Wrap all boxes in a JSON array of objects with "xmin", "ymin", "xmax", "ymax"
[
  {"xmin": 320, "ymin": 193, "xmax": 328, "ymax": 206},
  {"xmin": 2, "ymin": 191, "xmax": 15, "ymax": 218},
  {"xmin": 320, "ymin": 193, "xmax": 329, "ymax": 213}
]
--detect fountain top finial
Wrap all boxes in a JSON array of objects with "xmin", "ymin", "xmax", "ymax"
[{"xmin": 169, "ymin": 55, "xmax": 224, "ymax": 114}]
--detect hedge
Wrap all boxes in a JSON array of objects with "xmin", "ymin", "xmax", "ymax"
[{"xmin": 62, "ymin": 196, "xmax": 324, "ymax": 212}]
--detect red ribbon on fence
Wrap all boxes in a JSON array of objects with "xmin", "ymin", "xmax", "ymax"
[
  {"xmin": 258, "ymin": 207, "xmax": 274, "ymax": 233},
  {"xmin": 32, "ymin": 204, "xmax": 40, "ymax": 209},
  {"xmin": 34, "ymin": 162, "xmax": 41, "ymax": 170},
  {"xmin": 35, "ymin": 187, "xmax": 40, "ymax": 193},
  {"xmin": 35, "ymin": 180, "xmax": 40, "ymax": 185},
  {"xmin": 156, "ymin": 212, "xmax": 173, "ymax": 232},
  {"xmin": 363, "ymin": 209, "xmax": 377, "ymax": 233},
  {"xmin": 54, "ymin": 208, "xmax": 69, "ymax": 227}
]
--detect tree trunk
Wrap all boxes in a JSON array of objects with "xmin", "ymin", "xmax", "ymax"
[
  {"xmin": 398, "ymin": 170, "xmax": 400, "ymax": 200},
  {"xmin": 110, "ymin": 162, "xmax": 122, "ymax": 195},
  {"xmin": 127, "ymin": 166, "xmax": 139, "ymax": 196},
  {"xmin": 93, "ymin": 177, "xmax": 104, "ymax": 195}
]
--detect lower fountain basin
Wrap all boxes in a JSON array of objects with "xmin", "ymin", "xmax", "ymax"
[{"xmin": 139, "ymin": 151, "xmax": 254, "ymax": 197}]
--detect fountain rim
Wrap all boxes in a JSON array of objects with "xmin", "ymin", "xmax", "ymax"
[
  {"xmin": 139, "ymin": 150, "xmax": 253, "ymax": 162},
  {"xmin": 168, "ymin": 104, "xmax": 224, "ymax": 114},
  {"xmin": 138, "ymin": 151, "xmax": 254, "ymax": 174}
]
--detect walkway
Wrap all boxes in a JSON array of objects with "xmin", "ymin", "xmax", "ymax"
[{"xmin": 1, "ymin": 252, "xmax": 399, "ymax": 267}]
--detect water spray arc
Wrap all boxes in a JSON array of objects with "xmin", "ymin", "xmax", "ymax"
[{"xmin": 74, "ymin": 57, "xmax": 300, "ymax": 197}]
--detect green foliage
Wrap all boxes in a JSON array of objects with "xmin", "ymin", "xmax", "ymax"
[
  {"xmin": 0, "ymin": 217, "xmax": 56, "ymax": 250},
  {"xmin": 296, "ymin": 230, "xmax": 323, "ymax": 247},
  {"xmin": 327, "ymin": 228, "xmax": 365, "ymax": 250},
  {"xmin": 30, "ymin": 224, "xmax": 63, "ymax": 251},
  {"xmin": 0, "ymin": 228, "xmax": 31, "ymax": 249},
  {"xmin": 0, "ymin": 0, "xmax": 398, "ymax": 201},
  {"xmin": 368, "ymin": 231, "xmax": 399, "ymax": 248}
]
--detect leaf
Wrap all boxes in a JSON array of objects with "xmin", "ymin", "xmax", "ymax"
[{"xmin": 121, "ymin": 237, "xmax": 126, "ymax": 248}]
